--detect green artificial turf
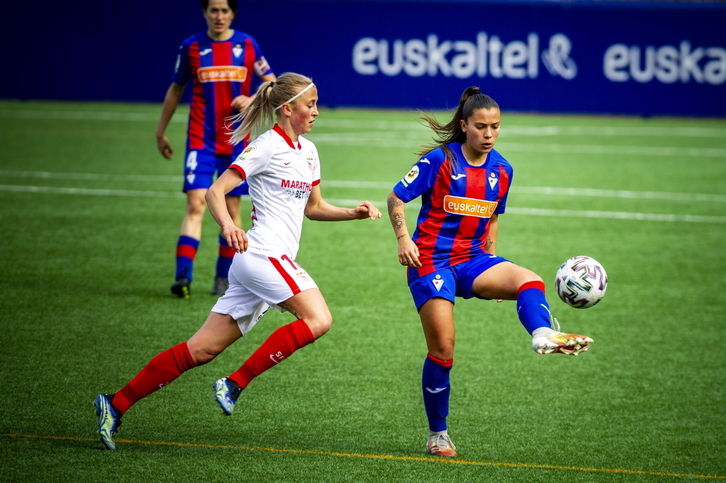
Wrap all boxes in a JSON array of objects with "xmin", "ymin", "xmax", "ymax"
[{"xmin": 0, "ymin": 100, "xmax": 724, "ymax": 482}]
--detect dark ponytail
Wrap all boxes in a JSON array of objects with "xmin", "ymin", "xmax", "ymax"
[{"xmin": 417, "ymin": 87, "xmax": 499, "ymax": 163}]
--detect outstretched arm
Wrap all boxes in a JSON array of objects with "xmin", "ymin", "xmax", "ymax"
[
  {"xmin": 387, "ymin": 191, "xmax": 421, "ymax": 268},
  {"xmin": 304, "ymin": 185, "xmax": 381, "ymax": 221}
]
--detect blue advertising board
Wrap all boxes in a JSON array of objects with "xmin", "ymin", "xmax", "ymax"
[
  {"xmin": 3, "ymin": 0, "xmax": 725, "ymax": 116},
  {"xmin": 242, "ymin": 0, "xmax": 726, "ymax": 116}
]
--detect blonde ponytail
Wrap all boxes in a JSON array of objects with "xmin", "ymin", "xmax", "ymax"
[{"xmin": 227, "ymin": 72, "xmax": 314, "ymax": 145}]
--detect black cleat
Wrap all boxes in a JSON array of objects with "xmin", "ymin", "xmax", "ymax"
[
  {"xmin": 171, "ymin": 278, "xmax": 191, "ymax": 299},
  {"xmin": 210, "ymin": 277, "xmax": 229, "ymax": 296}
]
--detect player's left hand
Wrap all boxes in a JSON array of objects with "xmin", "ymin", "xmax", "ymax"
[
  {"xmin": 353, "ymin": 201, "xmax": 382, "ymax": 220},
  {"xmin": 231, "ymin": 95, "xmax": 253, "ymax": 111}
]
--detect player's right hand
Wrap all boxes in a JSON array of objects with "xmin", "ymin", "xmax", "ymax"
[
  {"xmin": 224, "ymin": 224, "xmax": 248, "ymax": 253},
  {"xmin": 397, "ymin": 237, "xmax": 421, "ymax": 268}
]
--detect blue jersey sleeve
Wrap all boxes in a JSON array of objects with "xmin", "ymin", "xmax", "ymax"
[
  {"xmin": 171, "ymin": 41, "xmax": 191, "ymax": 85},
  {"xmin": 249, "ymin": 36, "xmax": 274, "ymax": 77},
  {"xmin": 392, "ymin": 148, "xmax": 446, "ymax": 203}
]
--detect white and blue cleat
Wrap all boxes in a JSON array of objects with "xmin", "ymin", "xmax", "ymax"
[
  {"xmin": 93, "ymin": 394, "xmax": 122, "ymax": 450},
  {"xmin": 213, "ymin": 377, "xmax": 242, "ymax": 416}
]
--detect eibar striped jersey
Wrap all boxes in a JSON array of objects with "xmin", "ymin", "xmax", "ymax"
[
  {"xmin": 172, "ymin": 30, "xmax": 273, "ymax": 156},
  {"xmin": 392, "ymin": 142, "xmax": 513, "ymax": 280}
]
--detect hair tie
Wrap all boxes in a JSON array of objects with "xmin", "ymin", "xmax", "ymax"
[{"xmin": 269, "ymin": 81, "xmax": 275, "ymax": 88}]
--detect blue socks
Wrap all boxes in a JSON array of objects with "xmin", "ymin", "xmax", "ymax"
[
  {"xmin": 216, "ymin": 234, "xmax": 235, "ymax": 279},
  {"xmin": 422, "ymin": 354, "xmax": 453, "ymax": 432},
  {"xmin": 175, "ymin": 235, "xmax": 199, "ymax": 281},
  {"xmin": 516, "ymin": 281, "xmax": 552, "ymax": 334}
]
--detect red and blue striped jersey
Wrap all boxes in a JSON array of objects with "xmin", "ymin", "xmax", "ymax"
[
  {"xmin": 172, "ymin": 30, "xmax": 273, "ymax": 155},
  {"xmin": 392, "ymin": 143, "xmax": 513, "ymax": 278}
]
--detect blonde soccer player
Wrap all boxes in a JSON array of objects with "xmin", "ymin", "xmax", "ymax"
[{"xmin": 95, "ymin": 73, "xmax": 381, "ymax": 450}]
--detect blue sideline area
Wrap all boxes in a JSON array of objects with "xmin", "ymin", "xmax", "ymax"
[{"xmin": 3, "ymin": 0, "xmax": 724, "ymax": 116}]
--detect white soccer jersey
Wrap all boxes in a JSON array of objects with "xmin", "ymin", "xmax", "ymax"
[{"xmin": 229, "ymin": 125, "xmax": 321, "ymax": 259}]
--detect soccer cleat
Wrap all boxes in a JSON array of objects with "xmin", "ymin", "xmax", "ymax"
[
  {"xmin": 171, "ymin": 278, "xmax": 191, "ymax": 299},
  {"xmin": 210, "ymin": 277, "xmax": 229, "ymax": 296},
  {"xmin": 427, "ymin": 432, "xmax": 457, "ymax": 457},
  {"xmin": 532, "ymin": 326, "xmax": 593, "ymax": 356},
  {"xmin": 213, "ymin": 377, "xmax": 242, "ymax": 416},
  {"xmin": 94, "ymin": 394, "xmax": 122, "ymax": 450}
]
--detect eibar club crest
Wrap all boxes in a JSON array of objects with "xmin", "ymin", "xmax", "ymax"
[
  {"xmin": 488, "ymin": 172, "xmax": 498, "ymax": 190},
  {"xmin": 431, "ymin": 274, "xmax": 444, "ymax": 292}
]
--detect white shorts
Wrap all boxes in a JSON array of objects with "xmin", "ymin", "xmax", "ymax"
[{"xmin": 211, "ymin": 248, "xmax": 318, "ymax": 335}]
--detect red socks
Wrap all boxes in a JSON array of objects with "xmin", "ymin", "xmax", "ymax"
[
  {"xmin": 112, "ymin": 342, "xmax": 196, "ymax": 414},
  {"xmin": 110, "ymin": 321, "xmax": 315, "ymax": 413},
  {"xmin": 228, "ymin": 319, "xmax": 315, "ymax": 389}
]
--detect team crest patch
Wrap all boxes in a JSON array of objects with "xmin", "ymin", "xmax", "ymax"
[
  {"xmin": 233, "ymin": 44, "xmax": 242, "ymax": 58},
  {"xmin": 488, "ymin": 172, "xmax": 498, "ymax": 190},
  {"xmin": 402, "ymin": 165, "xmax": 420, "ymax": 187},
  {"xmin": 432, "ymin": 274, "xmax": 444, "ymax": 292},
  {"xmin": 255, "ymin": 57, "xmax": 271, "ymax": 75}
]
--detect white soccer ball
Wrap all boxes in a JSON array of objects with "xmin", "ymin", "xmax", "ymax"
[{"xmin": 554, "ymin": 256, "xmax": 608, "ymax": 309}]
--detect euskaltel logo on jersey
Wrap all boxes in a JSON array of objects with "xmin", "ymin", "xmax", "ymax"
[
  {"xmin": 198, "ymin": 66, "xmax": 248, "ymax": 83},
  {"xmin": 443, "ymin": 195, "xmax": 497, "ymax": 218}
]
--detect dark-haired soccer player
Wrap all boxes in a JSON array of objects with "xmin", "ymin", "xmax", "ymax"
[
  {"xmin": 387, "ymin": 87, "xmax": 594, "ymax": 457},
  {"xmin": 155, "ymin": 0, "xmax": 276, "ymax": 298}
]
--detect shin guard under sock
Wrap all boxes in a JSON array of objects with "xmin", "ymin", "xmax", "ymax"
[
  {"xmin": 422, "ymin": 353, "xmax": 453, "ymax": 432},
  {"xmin": 175, "ymin": 236, "xmax": 200, "ymax": 281},
  {"xmin": 516, "ymin": 281, "xmax": 552, "ymax": 335},
  {"xmin": 113, "ymin": 342, "xmax": 196, "ymax": 414},
  {"xmin": 228, "ymin": 320, "xmax": 315, "ymax": 389},
  {"xmin": 216, "ymin": 234, "xmax": 235, "ymax": 279}
]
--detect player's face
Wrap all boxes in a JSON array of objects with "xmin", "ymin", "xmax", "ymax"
[
  {"xmin": 204, "ymin": 0, "xmax": 235, "ymax": 39},
  {"xmin": 461, "ymin": 107, "xmax": 501, "ymax": 156},
  {"xmin": 289, "ymin": 86, "xmax": 319, "ymax": 135}
]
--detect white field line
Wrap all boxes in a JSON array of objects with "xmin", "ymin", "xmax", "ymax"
[
  {"xmin": 0, "ymin": 170, "xmax": 180, "ymax": 183},
  {"xmin": 2, "ymin": 170, "xmax": 724, "ymax": 203},
  {"xmin": 2, "ymin": 184, "xmax": 725, "ymax": 224},
  {"xmin": 306, "ymin": 133, "xmax": 726, "ymax": 157},
  {"xmin": 0, "ymin": 184, "xmax": 184, "ymax": 198},
  {"xmin": 2, "ymin": 109, "xmax": 725, "ymax": 138}
]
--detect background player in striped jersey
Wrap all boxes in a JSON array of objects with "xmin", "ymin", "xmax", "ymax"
[
  {"xmin": 94, "ymin": 73, "xmax": 381, "ymax": 450},
  {"xmin": 386, "ymin": 87, "xmax": 594, "ymax": 457},
  {"xmin": 155, "ymin": 0, "xmax": 276, "ymax": 298}
]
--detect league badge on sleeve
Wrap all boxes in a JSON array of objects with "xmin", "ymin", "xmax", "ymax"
[
  {"xmin": 402, "ymin": 165, "xmax": 420, "ymax": 187},
  {"xmin": 255, "ymin": 57, "xmax": 271, "ymax": 75}
]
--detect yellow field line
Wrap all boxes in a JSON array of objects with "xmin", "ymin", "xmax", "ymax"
[{"xmin": 2, "ymin": 433, "xmax": 724, "ymax": 480}]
